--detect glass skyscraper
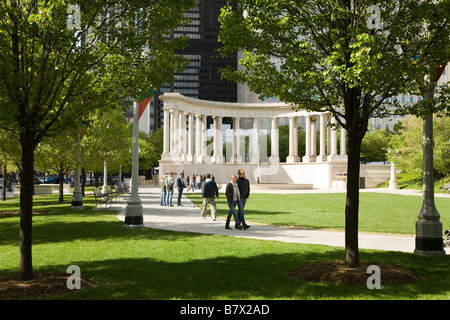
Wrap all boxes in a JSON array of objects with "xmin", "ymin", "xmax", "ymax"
[{"xmin": 150, "ymin": 0, "xmax": 237, "ymax": 131}]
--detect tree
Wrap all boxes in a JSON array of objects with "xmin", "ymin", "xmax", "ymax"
[
  {"xmin": 81, "ymin": 104, "xmax": 132, "ymax": 181},
  {"xmin": 0, "ymin": 129, "xmax": 20, "ymax": 201},
  {"xmin": 35, "ymin": 128, "xmax": 78, "ymax": 202},
  {"xmin": 389, "ymin": 115, "xmax": 450, "ymax": 181},
  {"xmin": 218, "ymin": 0, "xmax": 449, "ymax": 267},
  {"xmin": 138, "ymin": 128, "xmax": 164, "ymax": 174},
  {"xmin": 360, "ymin": 128, "xmax": 394, "ymax": 164},
  {"xmin": 0, "ymin": 0, "xmax": 195, "ymax": 280}
]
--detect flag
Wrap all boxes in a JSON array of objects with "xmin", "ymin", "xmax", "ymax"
[
  {"xmin": 419, "ymin": 62, "xmax": 447, "ymax": 95},
  {"xmin": 138, "ymin": 89, "xmax": 156, "ymax": 120},
  {"xmin": 433, "ymin": 63, "xmax": 446, "ymax": 83}
]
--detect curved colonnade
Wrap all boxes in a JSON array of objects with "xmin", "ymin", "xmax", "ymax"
[{"xmin": 158, "ymin": 93, "xmax": 354, "ymax": 189}]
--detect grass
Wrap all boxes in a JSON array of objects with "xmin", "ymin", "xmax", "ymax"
[
  {"xmin": 0, "ymin": 191, "xmax": 449, "ymax": 300},
  {"xmin": 185, "ymin": 192, "xmax": 450, "ymax": 235}
]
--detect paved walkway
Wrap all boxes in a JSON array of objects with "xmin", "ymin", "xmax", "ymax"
[{"xmin": 111, "ymin": 185, "xmax": 450, "ymax": 254}]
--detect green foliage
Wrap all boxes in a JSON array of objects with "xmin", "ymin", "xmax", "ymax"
[
  {"xmin": 35, "ymin": 128, "xmax": 78, "ymax": 175},
  {"xmin": 219, "ymin": 0, "xmax": 449, "ymax": 123},
  {"xmin": 0, "ymin": 0, "xmax": 196, "ymax": 140},
  {"xmin": 138, "ymin": 128, "xmax": 163, "ymax": 170},
  {"xmin": 389, "ymin": 115, "xmax": 450, "ymax": 179},
  {"xmin": 360, "ymin": 128, "xmax": 395, "ymax": 163},
  {"xmin": 218, "ymin": 0, "xmax": 449, "ymax": 267},
  {"xmin": 81, "ymin": 105, "xmax": 132, "ymax": 173},
  {"xmin": 0, "ymin": 0, "xmax": 196, "ymax": 280},
  {"xmin": 0, "ymin": 129, "xmax": 21, "ymax": 171}
]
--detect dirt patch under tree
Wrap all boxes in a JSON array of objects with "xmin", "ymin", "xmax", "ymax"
[
  {"xmin": 287, "ymin": 260, "xmax": 424, "ymax": 286},
  {"xmin": 0, "ymin": 272, "xmax": 96, "ymax": 300}
]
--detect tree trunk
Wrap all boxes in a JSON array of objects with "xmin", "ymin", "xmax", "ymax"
[
  {"xmin": 58, "ymin": 171, "xmax": 64, "ymax": 202},
  {"xmin": 19, "ymin": 135, "xmax": 35, "ymax": 280},
  {"xmin": 345, "ymin": 129, "xmax": 363, "ymax": 268},
  {"xmin": 81, "ymin": 167, "xmax": 86, "ymax": 197},
  {"xmin": 2, "ymin": 163, "xmax": 6, "ymax": 201}
]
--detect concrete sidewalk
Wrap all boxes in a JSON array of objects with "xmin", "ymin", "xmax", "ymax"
[{"xmin": 116, "ymin": 186, "xmax": 449, "ymax": 254}]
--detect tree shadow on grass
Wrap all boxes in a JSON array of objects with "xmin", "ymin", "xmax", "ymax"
[
  {"xmin": 55, "ymin": 251, "xmax": 450, "ymax": 299},
  {"xmin": 2, "ymin": 247, "xmax": 448, "ymax": 300}
]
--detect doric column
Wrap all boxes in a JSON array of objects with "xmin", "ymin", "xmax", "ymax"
[
  {"xmin": 251, "ymin": 117, "xmax": 259, "ymax": 164},
  {"xmin": 172, "ymin": 109, "xmax": 179, "ymax": 157},
  {"xmin": 187, "ymin": 113, "xmax": 194, "ymax": 163},
  {"xmin": 169, "ymin": 109, "xmax": 175, "ymax": 153},
  {"xmin": 217, "ymin": 116, "xmax": 224, "ymax": 164},
  {"xmin": 311, "ymin": 116, "xmax": 317, "ymax": 159},
  {"xmin": 162, "ymin": 109, "xmax": 170, "ymax": 155},
  {"xmin": 234, "ymin": 117, "xmax": 242, "ymax": 164},
  {"xmin": 270, "ymin": 117, "xmax": 279, "ymax": 164},
  {"xmin": 195, "ymin": 114, "xmax": 203, "ymax": 163},
  {"xmin": 303, "ymin": 115, "xmax": 316, "ymax": 163},
  {"xmin": 212, "ymin": 116, "xmax": 224, "ymax": 164},
  {"xmin": 327, "ymin": 114, "xmax": 347, "ymax": 162},
  {"xmin": 329, "ymin": 116, "xmax": 338, "ymax": 157},
  {"xmin": 201, "ymin": 115, "xmax": 208, "ymax": 161},
  {"xmin": 287, "ymin": 116, "xmax": 300, "ymax": 163},
  {"xmin": 340, "ymin": 127, "xmax": 346, "ymax": 156},
  {"xmin": 318, "ymin": 113, "xmax": 327, "ymax": 162},
  {"xmin": 303, "ymin": 116, "xmax": 311, "ymax": 162},
  {"xmin": 327, "ymin": 114, "xmax": 331, "ymax": 156},
  {"xmin": 179, "ymin": 112, "xmax": 186, "ymax": 161}
]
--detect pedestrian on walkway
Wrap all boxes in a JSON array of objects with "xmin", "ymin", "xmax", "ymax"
[
  {"xmin": 176, "ymin": 172, "xmax": 186, "ymax": 206},
  {"xmin": 225, "ymin": 175, "xmax": 243, "ymax": 230},
  {"xmin": 236, "ymin": 169, "xmax": 250, "ymax": 230},
  {"xmin": 201, "ymin": 173, "xmax": 218, "ymax": 220},
  {"xmin": 187, "ymin": 175, "xmax": 195, "ymax": 192},
  {"xmin": 160, "ymin": 174, "xmax": 167, "ymax": 206},
  {"xmin": 164, "ymin": 172, "xmax": 175, "ymax": 207}
]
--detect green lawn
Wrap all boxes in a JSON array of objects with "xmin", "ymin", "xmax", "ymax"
[
  {"xmin": 186, "ymin": 192, "xmax": 450, "ymax": 235},
  {"xmin": 0, "ymin": 192, "xmax": 449, "ymax": 300}
]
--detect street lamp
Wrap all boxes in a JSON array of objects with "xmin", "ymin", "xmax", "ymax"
[
  {"xmin": 71, "ymin": 132, "xmax": 83, "ymax": 210},
  {"xmin": 124, "ymin": 99, "xmax": 144, "ymax": 228},
  {"xmin": 414, "ymin": 74, "xmax": 445, "ymax": 257}
]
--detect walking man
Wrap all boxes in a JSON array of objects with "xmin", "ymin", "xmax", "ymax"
[
  {"xmin": 176, "ymin": 172, "xmax": 186, "ymax": 206},
  {"xmin": 201, "ymin": 173, "xmax": 218, "ymax": 220},
  {"xmin": 236, "ymin": 169, "xmax": 250, "ymax": 230},
  {"xmin": 164, "ymin": 172, "xmax": 175, "ymax": 207},
  {"xmin": 225, "ymin": 175, "xmax": 243, "ymax": 230}
]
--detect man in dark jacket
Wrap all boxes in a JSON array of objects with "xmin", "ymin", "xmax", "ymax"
[
  {"xmin": 176, "ymin": 172, "xmax": 186, "ymax": 206},
  {"xmin": 237, "ymin": 169, "xmax": 250, "ymax": 207},
  {"xmin": 201, "ymin": 173, "xmax": 218, "ymax": 220},
  {"xmin": 236, "ymin": 169, "xmax": 250, "ymax": 230},
  {"xmin": 225, "ymin": 175, "xmax": 243, "ymax": 230}
]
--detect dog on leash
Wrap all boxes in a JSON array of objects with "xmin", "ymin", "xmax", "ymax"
[{"xmin": 444, "ymin": 229, "xmax": 450, "ymax": 247}]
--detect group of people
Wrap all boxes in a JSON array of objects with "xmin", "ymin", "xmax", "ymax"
[
  {"xmin": 160, "ymin": 169, "xmax": 251, "ymax": 230},
  {"xmin": 184, "ymin": 174, "xmax": 212, "ymax": 192},
  {"xmin": 160, "ymin": 171, "xmax": 185, "ymax": 207}
]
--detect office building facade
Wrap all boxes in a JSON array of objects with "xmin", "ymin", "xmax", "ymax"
[{"xmin": 147, "ymin": 0, "xmax": 237, "ymax": 132}]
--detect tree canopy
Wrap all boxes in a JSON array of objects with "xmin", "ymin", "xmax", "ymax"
[
  {"xmin": 218, "ymin": 0, "xmax": 449, "ymax": 267},
  {"xmin": 0, "ymin": 0, "xmax": 196, "ymax": 280}
]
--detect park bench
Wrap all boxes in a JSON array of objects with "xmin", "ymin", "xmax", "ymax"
[
  {"xmin": 106, "ymin": 185, "xmax": 120, "ymax": 201},
  {"xmin": 93, "ymin": 187, "xmax": 112, "ymax": 208},
  {"xmin": 442, "ymin": 184, "xmax": 450, "ymax": 193},
  {"xmin": 114, "ymin": 184, "xmax": 130, "ymax": 199},
  {"xmin": 121, "ymin": 182, "xmax": 130, "ymax": 194}
]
